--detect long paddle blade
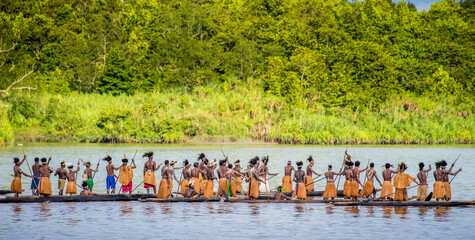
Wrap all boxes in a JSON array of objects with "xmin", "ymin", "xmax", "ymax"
[{"xmin": 425, "ymin": 192, "xmax": 433, "ymax": 201}]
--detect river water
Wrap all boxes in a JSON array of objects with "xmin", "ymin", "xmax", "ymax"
[{"xmin": 0, "ymin": 144, "xmax": 474, "ymax": 239}]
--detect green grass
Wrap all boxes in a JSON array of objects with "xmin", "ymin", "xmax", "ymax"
[{"xmin": 1, "ymin": 83, "xmax": 473, "ymax": 145}]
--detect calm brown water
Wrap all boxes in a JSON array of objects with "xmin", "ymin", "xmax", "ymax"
[{"xmin": 1, "ymin": 144, "xmax": 474, "ymax": 239}]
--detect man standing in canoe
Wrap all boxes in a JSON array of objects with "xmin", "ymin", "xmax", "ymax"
[
  {"xmin": 416, "ymin": 162, "xmax": 431, "ymax": 201},
  {"xmin": 31, "ymin": 157, "xmax": 41, "ymax": 195},
  {"xmin": 440, "ymin": 160, "xmax": 462, "ymax": 201},
  {"xmin": 66, "ymin": 161, "xmax": 80, "ymax": 195},
  {"xmin": 118, "ymin": 157, "xmax": 136, "ymax": 194},
  {"xmin": 54, "ymin": 161, "xmax": 68, "ymax": 195},
  {"xmin": 305, "ymin": 156, "xmax": 321, "ymax": 192},
  {"xmin": 190, "ymin": 162, "xmax": 201, "ymax": 194},
  {"xmin": 143, "ymin": 152, "xmax": 160, "ymax": 194},
  {"xmin": 168, "ymin": 161, "xmax": 182, "ymax": 194},
  {"xmin": 157, "ymin": 160, "xmax": 171, "ymax": 198},
  {"xmin": 293, "ymin": 161, "xmax": 307, "ymax": 200},
  {"xmin": 393, "ymin": 162, "xmax": 419, "ymax": 201},
  {"xmin": 83, "ymin": 161, "xmax": 99, "ymax": 191},
  {"xmin": 217, "ymin": 159, "xmax": 228, "ymax": 197},
  {"xmin": 343, "ymin": 161, "xmax": 354, "ymax": 199},
  {"xmin": 360, "ymin": 163, "xmax": 382, "ymax": 199},
  {"xmin": 39, "ymin": 157, "xmax": 54, "ymax": 197},
  {"xmin": 322, "ymin": 163, "xmax": 342, "ymax": 200},
  {"xmin": 180, "ymin": 160, "xmax": 192, "ymax": 196},
  {"xmin": 233, "ymin": 160, "xmax": 244, "ymax": 194},
  {"xmin": 380, "ymin": 163, "xmax": 398, "ymax": 201},
  {"xmin": 282, "ymin": 161, "xmax": 295, "ymax": 193},
  {"xmin": 353, "ymin": 160, "xmax": 367, "ymax": 200},
  {"xmin": 433, "ymin": 161, "xmax": 444, "ymax": 201},
  {"xmin": 258, "ymin": 156, "xmax": 277, "ymax": 193},
  {"xmin": 11, "ymin": 156, "xmax": 32, "ymax": 197},
  {"xmin": 248, "ymin": 158, "xmax": 264, "ymax": 200},
  {"xmin": 198, "ymin": 153, "xmax": 207, "ymax": 193},
  {"xmin": 203, "ymin": 160, "xmax": 217, "ymax": 198},
  {"xmin": 103, "ymin": 156, "xmax": 117, "ymax": 194},
  {"xmin": 226, "ymin": 163, "xmax": 245, "ymax": 197}
]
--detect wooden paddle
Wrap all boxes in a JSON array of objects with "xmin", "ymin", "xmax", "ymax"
[
  {"xmin": 304, "ymin": 176, "xmax": 325, "ymax": 187},
  {"xmin": 176, "ymin": 171, "xmax": 184, "ymax": 195},
  {"xmin": 132, "ymin": 180, "xmax": 144, "ymax": 193},
  {"xmin": 336, "ymin": 149, "xmax": 348, "ymax": 190},
  {"xmin": 362, "ymin": 159, "xmax": 370, "ymax": 186},
  {"xmin": 23, "ymin": 151, "xmax": 39, "ymax": 192}
]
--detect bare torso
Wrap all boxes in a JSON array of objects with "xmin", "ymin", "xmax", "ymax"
[
  {"xmin": 13, "ymin": 166, "xmax": 23, "ymax": 178},
  {"xmin": 191, "ymin": 168, "xmax": 200, "ymax": 178},
  {"xmin": 294, "ymin": 169, "xmax": 305, "ymax": 183},
  {"xmin": 418, "ymin": 171, "xmax": 428, "ymax": 185},
  {"xmin": 144, "ymin": 160, "xmax": 156, "ymax": 174},
  {"xmin": 32, "ymin": 163, "xmax": 41, "ymax": 175},
  {"xmin": 325, "ymin": 171, "xmax": 336, "ymax": 182},
  {"xmin": 40, "ymin": 165, "xmax": 54, "ymax": 178},
  {"xmin": 55, "ymin": 167, "xmax": 68, "ymax": 180},
  {"xmin": 106, "ymin": 164, "xmax": 115, "ymax": 176},
  {"xmin": 217, "ymin": 166, "xmax": 226, "ymax": 179},
  {"xmin": 183, "ymin": 167, "xmax": 191, "ymax": 180},
  {"xmin": 382, "ymin": 169, "xmax": 395, "ymax": 181},
  {"xmin": 366, "ymin": 169, "xmax": 375, "ymax": 181},
  {"xmin": 306, "ymin": 165, "xmax": 314, "ymax": 177},
  {"xmin": 284, "ymin": 165, "xmax": 294, "ymax": 176},
  {"xmin": 84, "ymin": 167, "xmax": 93, "ymax": 178},
  {"xmin": 344, "ymin": 168, "xmax": 353, "ymax": 181}
]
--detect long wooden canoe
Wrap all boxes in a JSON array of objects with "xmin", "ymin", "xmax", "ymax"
[
  {"xmin": 0, "ymin": 190, "xmax": 15, "ymax": 195},
  {"xmin": 0, "ymin": 194, "xmax": 156, "ymax": 203},
  {"xmin": 2, "ymin": 192, "xmax": 473, "ymax": 207}
]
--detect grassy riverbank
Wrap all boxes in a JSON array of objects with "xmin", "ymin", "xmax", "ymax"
[{"xmin": 1, "ymin": 83, "xmax": 472, "ymax": 145}]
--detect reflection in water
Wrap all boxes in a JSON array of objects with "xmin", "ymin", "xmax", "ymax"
[
  {"xmin": 11, "ymin": 203, "xmax": 22, "ymax": 222},
  {"xmin": 39, "ymin": 202, "xmax": 53, "ymax": 219},
  {"xmin": 295, "ymin": 204, "xmax": 306, "ymax": 213},
  {"xmin": 366, "ymin": 206, "xmax": 375, "ymax": 217},
  {"xmin": 143, "ymin": 203, "xmax": 156, "ymax": 215},
  {"xmin": 249, "ymin": 203, "xmax": 260, "ymax": 215},
  {"xmin": 325, "ymin": 205, "xmax": 335, "ymax": 215},
  {"xmin": 345, "ymin": 206, "xmax": 360, "ymax": 217},
  {"xmin": 394, "ymin": 207, "xmax": 409, "ymax": 217},
  {"xmin": 382, "ymin": 206, "xmax": 392, "ymax": 219},
  {"xmin": 418, "ymin": 207, "xmax": 429, "ymax": 216},
  {"xmin": 12, "ymin": 203, "xmax": 22, "ymax": 212},
  {"xmin": 119, "ymin": 202, "xmax": 134, "ymax": 216},
  {"xmin": 159, "ymin": 203, "xmax": 173, "ymax": 215},
  {"xmin": 434, "ymin": 207, "xmax": 451, "ymax": 220}
]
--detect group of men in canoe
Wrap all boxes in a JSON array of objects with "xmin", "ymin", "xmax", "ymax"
[{"xmin": 9, "ymin": 151, "xmax": 462, "ymax": 202}]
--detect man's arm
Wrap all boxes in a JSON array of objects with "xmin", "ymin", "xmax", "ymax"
[
  {"xmin": 154, "ymin": 163, "xmax": 162, "ymax": 171},
  {"xmin": 311, "ymin": 169, "xmax": 320, "ymax": 176},
  {"xmin": 131, "ymin": 159, "xmax": 137, "ymax": 169},
  {"xmin": 20, "ymin": 169, "xmax": 32, "ymax": 178},
  {"xmin": 19, "ymin": 155, "xmax": 27, "ymax": 166},
  {"xmin": 424, "ymin": 165, "xmax": 432, "ymax": 173},
  {"xmin": 359, "ymin": 167, "xmax": 368, "ymax": 173},
  {"xmin": 449, "ymin": 168, "xmax": 462, "ymax": 176},
  {"xmin": 47, "ymin": 157, "xmax": 52, "ymax": 165}
]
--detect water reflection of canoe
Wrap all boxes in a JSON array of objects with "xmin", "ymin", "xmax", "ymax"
[{"xmin": 140, "ymin": 198, "xmax": 475, "ymax": 207}]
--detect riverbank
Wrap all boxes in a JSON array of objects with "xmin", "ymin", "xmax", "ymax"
[{"xmin": 1, "ymin": 84, "xmax": 473, "ymax": 145}]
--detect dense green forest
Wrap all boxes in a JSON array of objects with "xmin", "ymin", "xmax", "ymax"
[{"xmin": 0, "ymin": 0, "xmax": 473, "ymax": 144}]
